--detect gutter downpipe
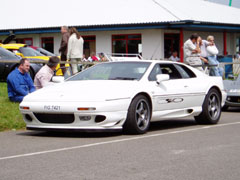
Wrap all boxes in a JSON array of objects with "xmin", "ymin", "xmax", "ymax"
[
  {"xmin": 224, "ymin": 31, "xmax": 227, "ymax": 56},
  {"xmin": 180, "ymin": 28, "xmax": 184, "ymax": 62}
]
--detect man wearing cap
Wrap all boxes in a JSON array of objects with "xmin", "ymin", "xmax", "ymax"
[{"xmin": 34, "ymin": 56, "xmax": 60, "ymax": 90}]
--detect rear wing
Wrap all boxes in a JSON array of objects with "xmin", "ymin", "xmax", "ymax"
[{"xmin": 104, "ymin": 53, "xmax": 143, "ymax": 61}]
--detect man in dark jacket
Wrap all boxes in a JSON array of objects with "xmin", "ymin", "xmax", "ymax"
[
  {"xmin": 7, "ymin": 58, "xmax": 35, "ymax": 102},
  {"xmin": 59, "ymin": 26, "xmax": 70, "ymax": 74}
]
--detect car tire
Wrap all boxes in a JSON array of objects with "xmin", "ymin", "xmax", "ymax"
[
  {"xmin": 194, "ymin": 88, "xmax": 221, "ymax": 124},
  {"xmin": 222, "ymin": 105, "xmax": 229, "ymax": 111},
  {"xmin": 123, "ymin": 95, "xmax": 151, "ymax": 134}
]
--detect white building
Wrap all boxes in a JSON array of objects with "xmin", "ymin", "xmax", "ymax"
[{"xmin": 1, "ymin": 0, "xmax": 240, "ymax": 61}]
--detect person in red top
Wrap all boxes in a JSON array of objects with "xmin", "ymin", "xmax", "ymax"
[{"xmin": 88, "ymin": 52, "xmax": 100, "ymax": 62}]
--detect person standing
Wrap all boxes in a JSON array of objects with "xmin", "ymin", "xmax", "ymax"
[
  {"xmin": 206, "ymin": 35, "xmax": 223, "ymax": 77},
  {"xmin": 7, "ymin": 58, "xmax": 35, "ymax": 102},
  {"xmin": 34, "ymin": 56, "xmax": 60, "ymax": 90},
  {"xmin": 198, "ymin": 36, "xmax": 209, "ymax": 64},
  {"xmin": 59, "ymin": 26, "xmax": 70, "ymax": 74},
  {"xmin": 184, "ymin": 33, "xmax": 202, "ymax": 70},
  {"xmin": 67, "ymin": 27, "xmax": 84, "ymax": 74}
]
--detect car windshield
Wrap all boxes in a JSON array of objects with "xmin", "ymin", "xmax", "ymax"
[
  {"xmin": 0, "ymin": 47, "xmax": 19, "ymax": 59},
  {"xmin": 37, "ymin": 48, "xmax": 55, "ymax": 56},
  {"xmin": 67, "ymin": 61, "xmax": 151, "ymax": 81},
  {"xmin": 19, "ymin": 47, "xmax": 44, "ymax": 56}
]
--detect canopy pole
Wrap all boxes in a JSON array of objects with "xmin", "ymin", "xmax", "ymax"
[
  {"xmin": 180, "ymin": 28, "xmax": 184, "ymax": 62},
  {"xmin": 229, "ymin": 0, "xmax": 232, "ymax": 6}
]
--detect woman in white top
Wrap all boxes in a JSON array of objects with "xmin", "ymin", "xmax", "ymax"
[
  {"xmin": 206, "ymin": 35, "xmax": 223, "ymax": 77},
  {"xmin": 67, "ymin": 27, "xmax": 84, "ymax": 74}
]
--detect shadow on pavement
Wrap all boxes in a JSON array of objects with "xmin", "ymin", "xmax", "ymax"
[
  {"xmin": 17, "ymin": 119, "xmax": 198, "ymax": 138},
  {"xmin": 222, "ymin": 107, "xmax": 240, "ymax": 113},
  {"xmin": 148, "ymin": 119, "xmax": 197, "ymax": 132},
  {"xmin": 17, "ymin": 130, "xmax": 123, "ymax": 138}
]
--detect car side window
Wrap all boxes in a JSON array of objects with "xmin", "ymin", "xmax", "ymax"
[
  {"xmin": 148, "ymin": 63, "xmax": 182, "ymax": 81},
  {"xmin": 160, "ymin": 64, "xmax": 182, "ymax": 79},
  {"xmin": 148, "ymin": 64, "xmax": 161, "ymax": 81},
  {"xmin": 174, "ymin": 64, "xmax": 196, "ymax": 78}
]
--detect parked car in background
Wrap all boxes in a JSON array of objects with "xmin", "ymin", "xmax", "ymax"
[
  {"xmin": 30, "ymin": 46, "xmax": 55, "ymax": 56},
  {"xmin": 0, "ymin": 43, "xmax": 67, "ymax": 76},
  {"xmin": 20, "ymin": 60, "xmax": 226, "ymax": 134},
  {"xmin": 222, "ymin": 75, "xmax": 240, "ymax": 110},
  {"xmin": 0, "ymin": 47, "xmax": 42, "ymax": 81},
  {"xmin": 0, "ymin": 43, "xmax": 48, "ymax": 59}
]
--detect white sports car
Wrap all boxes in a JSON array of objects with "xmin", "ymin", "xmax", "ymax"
[{"xmin": 20, "ymin": 60, "xmax": 226, "ymax": 134}]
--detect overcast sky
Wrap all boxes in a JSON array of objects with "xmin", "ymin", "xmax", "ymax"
[{"xmin": 206, "ymin": 0, "xmax": 240, "ymax": 8}]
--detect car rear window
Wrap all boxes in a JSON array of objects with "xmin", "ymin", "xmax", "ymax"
[
  {"xmin": 19, "ymin": 47, "xmax": 44, "ymax": 56},
  {"xmin": 0, "ymin": 47, "xmax": 19, "ymax": 59}
]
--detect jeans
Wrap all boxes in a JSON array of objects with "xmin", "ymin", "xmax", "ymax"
[
  {"xmin": 9, "ymin": 96, "xmax": 24, "ymax": 102},
  {"xmin": 208, "ymin": 56, "xmax": 223, "ymax": 77}
]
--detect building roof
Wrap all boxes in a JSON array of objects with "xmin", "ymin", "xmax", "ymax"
[{"xmin": 1, "ymin": 0, "xmax": 240, "ymax": 32}]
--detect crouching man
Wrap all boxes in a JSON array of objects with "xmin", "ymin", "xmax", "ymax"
[
  {"xmin": 7, "ymin": 58, "xmax": 36, "ymax": 102},
  {"xmin": 34, "ymin": 56, "xmax": 60, "ymax": 90}
]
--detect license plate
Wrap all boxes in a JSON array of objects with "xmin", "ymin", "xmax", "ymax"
[{"xmin": 44, "ymin": 105, "xmax": 60, "ymax": 111}]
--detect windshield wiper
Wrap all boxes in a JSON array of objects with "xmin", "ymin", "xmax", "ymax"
[{"xmin": 109, "ymin": 77, "xmax": 137, "ymax": 80}]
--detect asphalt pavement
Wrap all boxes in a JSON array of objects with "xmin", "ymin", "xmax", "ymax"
[{"xmin": 0, "ymin": 108, "xmax": 240, "ymax": 180}]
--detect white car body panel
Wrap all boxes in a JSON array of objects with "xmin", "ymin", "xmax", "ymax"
[{"xmin": 20, "ymin": 60, "xmax": 226, "ymax": 132}]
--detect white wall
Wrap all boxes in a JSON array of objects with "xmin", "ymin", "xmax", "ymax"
[
  {"xmin": 0, "ymin": 29, "xmax": 237, "ymax": 58},
  {"xmin": 81, "ymin": 29, "xmax": 164, "ymax": 59},
  {"xmin": 142, "ymin": 29, "xmax": 164, "ymax": 59},
  {"xmin": 95, "ymin": 31, "xmax": 112, "ymax": 54}
]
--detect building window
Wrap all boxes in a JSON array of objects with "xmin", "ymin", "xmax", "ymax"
[
  {"xmin": 164, "ymin": 33, "xmax": 180, "ymax": 58},
  {"xmin": 41, "ymin": 37, "xmax": 54, "ymax": 53},
  {"xmin": 16, "ymin": 38, "xmax": 33, "ymax": 46},
  {"xmin": 112, "ymin": 34, "xmax": 142, "ymax": 54},
  {"xmin": 82, "ymin": 36, "xmax": 96, "ymax": 58}
]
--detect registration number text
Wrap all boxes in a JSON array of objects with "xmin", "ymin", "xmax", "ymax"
[{"xmin": 44, "ymin": 105, "xmax": 60, "ymax": 111}]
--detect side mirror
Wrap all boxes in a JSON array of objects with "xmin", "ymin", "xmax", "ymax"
[
  {"xmin": 156, "ymin": 74, "xmax": 169, "ymax": 84},
  {"xmin": 52, "ymin": 76, "xmax": 64, "ymax": 83}
]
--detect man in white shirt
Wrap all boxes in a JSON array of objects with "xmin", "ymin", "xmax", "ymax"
[
  {"xmin": 34, "ymin": 56, "xmax": 60, "ymax": 89},
  {"xmin": 184, "ymin": 33, "xmax": 202, "ymax": 70},
  {"xmin": 169, "ymin": 51, "xmax": 180, "ymax": 62}
]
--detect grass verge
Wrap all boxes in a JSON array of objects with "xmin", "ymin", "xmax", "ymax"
[{"xmin": 0, "ymin": 82, "xmax": 25, "ymax": 131}]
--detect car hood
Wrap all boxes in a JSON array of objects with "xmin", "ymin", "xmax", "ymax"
[{"xmin": 23, "ymin": 80, "xmax": 141, "ymax": 102}]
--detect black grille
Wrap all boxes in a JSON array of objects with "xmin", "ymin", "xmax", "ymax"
[
  {"xmin": 228, "ymin": 96, "xmax": 240, "ymax": 103},
  {"xmin": 34, "ymin": 113, "xmax": 74, "ymax": 124}
]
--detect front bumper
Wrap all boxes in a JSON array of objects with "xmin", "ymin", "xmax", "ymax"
[
  {"xmin": 20, "ymin": 99, "xmax": 130, "ymax": 131},
  {"xmin": 225, "ymin": 95, "xmax": 240, "ymax": 107}
]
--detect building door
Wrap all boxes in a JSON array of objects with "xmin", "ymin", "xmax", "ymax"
[
  {"xmin": 164, "ymin": 33, "xmax": 180, "ymax": 59},
  {"xmin": 82, "ymin": 36, "xmax": 96, "ymax": 58},
  {"xmin": 41, "ymin": 37, "xmax": 54, "ymax": 53}
]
